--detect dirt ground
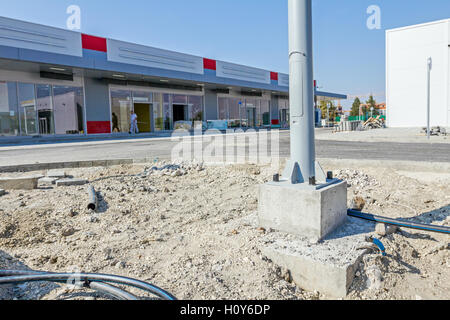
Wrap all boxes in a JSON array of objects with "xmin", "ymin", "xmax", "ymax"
[{"xmin": 0, "ymin": 160, "xmax": 448, "ymax": 300}]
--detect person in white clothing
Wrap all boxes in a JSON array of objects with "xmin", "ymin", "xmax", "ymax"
[{"xmin": 130, "ymin": 111, "xmax": 139, "ymax": 134}]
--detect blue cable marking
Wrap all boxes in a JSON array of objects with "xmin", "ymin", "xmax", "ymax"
[{"xmin": 371, "ymin": 238, "xmax": 387, "ymax": 256}]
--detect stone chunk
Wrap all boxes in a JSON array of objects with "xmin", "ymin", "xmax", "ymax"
[
  {"xmin": 0, "ymin": 175, "xmax": 43, "ymax": 190},
  {"xmin": 38, "ymin": 177, "xmax": 58, "ymax": 186},
  {"xmin": 47, "ymin": 170, "xmax": 66, "ymax": 178},
  {"xmin": 0, "ymin": 189, "xmax": 5, "ymax": 196},
  {"xmin": 56, "ymin": 178, "xmax": 88, "ymax": 187},
  {"xmin": 375, "ymin": 223, "xmax": 398, "ymax": 237},
  {"xmin": 351, "ymin": 196, "xmax": 366, "ymax": 211}
]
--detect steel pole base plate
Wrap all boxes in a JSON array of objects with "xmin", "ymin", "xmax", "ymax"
[{"xmin": 282, "ymin": 159, "xmax": 336, "ymax": 189}]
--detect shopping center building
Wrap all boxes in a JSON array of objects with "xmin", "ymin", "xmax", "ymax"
[{"xmin": 0, "ymin": 16, "xmax": 347, "ymax": 138}]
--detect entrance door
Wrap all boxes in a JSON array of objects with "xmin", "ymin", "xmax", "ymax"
[
  {"xmin": 173, "ymin": 104, "xmax": 187, "ymax": 122},
  {"xmin": 247, "ymin": 107, "xmax": 256, "ymax": 128},
  {"xmin": 134, "ymin": 103, "xmax": 152, "ymax": 133}
]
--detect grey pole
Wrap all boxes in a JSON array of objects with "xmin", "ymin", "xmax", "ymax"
[
  {"xmin": 284, "ymin": 0, "xmax": 315, "ymax": 184},
  {"xmin": 427, "ymin": 57, "xmax": 432, "ymax": 140}
]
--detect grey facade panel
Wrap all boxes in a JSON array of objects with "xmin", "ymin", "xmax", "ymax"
[
  {"xmin": 204, "ymin": 90, "xmax": 218, "ymax": 121},
  {"xmin": 84, "ymin": 77, "xmax": 110, "ymax": 122},
  {"xmin": 271, "ymin": 96, "xmax": 280, "ymax": 120}
]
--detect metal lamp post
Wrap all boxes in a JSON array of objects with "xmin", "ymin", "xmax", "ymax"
[
  {"xmin": 283, "ymin": 0, "xmax": 316, "ymax": 185},
  {"xmin": 258, "ymin": 0, "xmax": 348, "ymax": 243},
  {"xmin": 427, "ymin": 57, "xmax": 432, "ymax": 140}
]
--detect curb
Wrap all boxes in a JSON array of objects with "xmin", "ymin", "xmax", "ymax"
[
  {"xmin": 0, "ymin": 158, "xmax": 157, "ymax": 173},
  {"xmin": 2, "ymin": 157, "xmax": 449, "ymax": 174}
]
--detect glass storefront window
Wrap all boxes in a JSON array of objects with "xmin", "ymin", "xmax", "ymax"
[
  {"xmin": 188, "ymin": 95, "xmax": 203, "ymax": 122},
  {"xmin": 132, "ymin": 91, "xmax": 152, "ymax": 104},
  {"xmin": 218, "ymin": 97, "xmax": 228, "ymax": 121},
  {"xmin": 111, "ymin": 89, "xmax": 131, "ymax": 133},
  {"xmin": 36, "ymin": 84, "xmax": 54, "ymax": 135},
  {"xmin": 163, "ymin": 94, "xmax": 172, "ymax": 130},
  {"xmin": 229, "ymin": 98, "xmax": 242, "ymax": 128},
  {"xmin": 0, "ymin": 82, "xmax": 19, "ymax": 136},
  {"xmin": 18, "ymin": 83, "xmax": 37, "ymax": 136},
  {"xmin": 244, "ymin": 99, "xmax": 258, "ymax": 128},
  {"xmin": 153, "ymin": 92, "xmax": 164, "ymax": 131},
  {"xmin": 279, "ymin": 99, "xmax": 290, "ymax": 128},
  {"xmin": 260, "ymin": 100, "xmax": 270, "ymax": 126},
  {"xmin": 53, "ymin": 86, "xmax": 84, "ymax": 134}
]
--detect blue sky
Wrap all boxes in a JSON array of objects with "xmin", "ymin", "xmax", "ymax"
[{"xmin": 1, "ymin": 0, "xmax": 450, "ymax": 108}]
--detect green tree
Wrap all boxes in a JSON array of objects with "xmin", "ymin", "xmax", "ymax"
[
  {"xmin": 366, "ymin": 95, "xmax": 379, "ymax": 117},
  {"xmin": 350, "ymin": 97, "xmax": 361, "ymax": 117}
]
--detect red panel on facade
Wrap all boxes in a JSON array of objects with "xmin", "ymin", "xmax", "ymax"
[
  {"xmin": 87, "ymin": 121, "xmax": 111, "ymax": 134},
  {"xmin": 270, "ymin": 72, "xmax": 278, "ymax": 81},
  {"xmin": 271, "ymin": 119, "xmax": 280, "ymax": 125},
  {"xmin": 203, "ymin": 58, "xmax": 217, "ymax": 70},
  {"xmin": 82, "ymin": 34, "xmax": 108, "ymax": 52}
]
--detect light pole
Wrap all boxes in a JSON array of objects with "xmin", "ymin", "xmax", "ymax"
[
  {"xmin": 427, "ymin": 57, "xmax": 432, "ymax": 140},
  {"xmin": 258, "ymin": 0, "xmax": 348, "ymax": 242},
  {"xmin": 283, "ymin": 0, "xmax": 316, "ymax": 184}
]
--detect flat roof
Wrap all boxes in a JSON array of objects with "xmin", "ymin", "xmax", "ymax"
[
  {"xmin": 0, "ymin": 15, "xmax": 347, "ymax": 99},
  {"xmin": 386, "ymin": 18, "xmax": 450, "ymax": 34}
]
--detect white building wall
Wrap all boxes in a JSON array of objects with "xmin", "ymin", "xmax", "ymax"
[{"xmin": 386, "ymin": 20, "xmax": 450, "ymax": 128}]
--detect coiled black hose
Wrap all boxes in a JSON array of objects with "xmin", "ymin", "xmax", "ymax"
[{"xmin": 0, "ymin": 270, "xmax": 176, "ymax": 300}]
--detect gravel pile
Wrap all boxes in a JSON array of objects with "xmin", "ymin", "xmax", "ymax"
[
  {"xmin": 143, "ymin": 160, "xmax": 204, "ymax": 177},
  {"xmin": 335, "ymin": 169, "xmax": 380, "ymax": 188}
]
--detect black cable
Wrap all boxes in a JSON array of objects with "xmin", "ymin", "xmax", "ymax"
[
  {"xmin": 348, "ymin": 209, "xmax": 450, "ymax": 235},
  {"xmin": 0, "ymin": 270, "xmax": 176, "ymax": 300},
  {"xmin": 87, "ymin": 281, "xmax": 138, "ymax": 300}
]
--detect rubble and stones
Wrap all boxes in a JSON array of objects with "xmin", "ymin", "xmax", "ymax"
[{"xmin": 0, "ymin": 161, "xmax": 448, "ymax": 300}]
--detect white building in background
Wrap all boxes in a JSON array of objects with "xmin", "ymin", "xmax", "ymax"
[{"xmin": 386, "ymin": 19, "xmax": 450, "ymax": 128}]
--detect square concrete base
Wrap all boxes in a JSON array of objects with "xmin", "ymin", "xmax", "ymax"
[
  {"xmin": 261, "ymin": 217, "xmax": 374, "ymax": 298},
  {"xmin": 258, "ymin": 180, "xmax": 347, "ymax": 241}
]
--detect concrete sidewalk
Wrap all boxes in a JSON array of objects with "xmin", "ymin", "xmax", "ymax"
[{"xmin": 315, "ymin": 127, "xmax": 450, "ymax": 144}]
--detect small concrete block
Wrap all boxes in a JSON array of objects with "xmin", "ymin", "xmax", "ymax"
[
  {"xmin": 0, "ymin": 175, "xmax": 43, "ymax": 190},
  {"xmin": 38, "ymin": 177, "xmax": 58, "ymax": 185},
  {"xmin": 375, "ymin": 223, "xmax": 398, "ymax": 237},
  {"xmin": 262, "ymin": 217, "xmax": 374, "ymax": 298},
  {"xmin": 56, "ymin": 178, "xmax": 88, "ymax": 187},
  {"xmin": 47, "ymin": 170, "xmax": 66, "ymax": 178},
  {"xmin": 258, "ymin": 180, "xmax": 348, "ymax": 241}
]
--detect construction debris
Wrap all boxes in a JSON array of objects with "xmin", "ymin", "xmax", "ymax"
[
  {"xmin": 422, "ymin": 126, "xmax": 448, "ymax": 136},
  {"xmin": 375, "ymin": 223, "xmax": 398, "ymax": 237},
  {"xmin": 0, "ymin": 175, "xmax": 43, "ymax": 190},
  {"xmin": 87, "ymin": 186, "xmax": 98, "ymax": 211},
  {"xmin": 362, "ymin": 116, "xmax": 385, "ymax": 130},
  {"xmin": 351, "ymin": 196, "xmax": 366, "ymax": 211},
  {"xmin": 56, "ymin": 178, "xmax": 88, "ymax": 187},
  {"xmin": 38, "ymin": 177, "xmax": 58, "ymax": 186},
  {"xmin": 47, "ymin": 170, "xmax": 67, "ymax": 179},
  {"xmin": 333, "ymin": 121, "xmax": 362, "ymax": 133},
  {"xmin": 0, "ymin": 162, "xmax": 449, "ymax": 300}
]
